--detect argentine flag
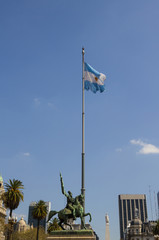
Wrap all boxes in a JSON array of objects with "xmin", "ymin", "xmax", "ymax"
[{"xmin": 84, "ymin": 62, "xmax": 106, "ymax": 93}]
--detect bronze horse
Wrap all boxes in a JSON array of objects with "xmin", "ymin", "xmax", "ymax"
[{"xmin": 48, "ymin": 194, "xmax": 92, "ymax": 230}]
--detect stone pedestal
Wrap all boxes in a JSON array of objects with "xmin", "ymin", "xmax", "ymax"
[{"xmin": 47, "ymin": 230, "xmax": 96, "ymax": 240}]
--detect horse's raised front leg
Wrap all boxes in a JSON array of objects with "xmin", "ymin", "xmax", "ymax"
[{"xmin": 83, "ymin": 212, "xmax": 92, "ymax": 222}]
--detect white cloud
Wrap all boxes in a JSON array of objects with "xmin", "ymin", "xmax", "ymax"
[
  {"xmin": 48, "ymin": 102, "xmax": 55, "ymax": 109},
  {"xmin": 130, "ymin": 139, "xmax": 159, "ymax": 154},
  {"xmin": 115, "ymin": 148, "xmax": 122, "ymax": 152},
  {"xmin": 23, "ymin": 152, "xmax": 30, "ymax": 156},
  {"xmin": 33, "ymin": 98, "xmax": 40, "ymax": 106}
]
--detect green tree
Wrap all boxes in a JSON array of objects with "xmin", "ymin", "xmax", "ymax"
[
  {"xmin": 32, "ymin": 200, "xmax": 48, "ymax": 240},
  {"xmin": 2, "ymin": 179, "xmax": 24, "ymax": 217},
  {"xmin": 47, "ymin": 218, "xmax": 62, "ymax": 233},
  {"xmin": 12, "ymin": 228, "xmax": 47, "ymax": 240},
  {"xmin": 2, "ymin": 179, "xmax": 24, "ymax": 240}
]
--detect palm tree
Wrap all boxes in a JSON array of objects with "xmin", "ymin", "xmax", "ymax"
[
  {"xmin": 2, "ymin": 179, "xmax": 24, "ymax": 217},
  {"xmin": 2, "ymin": 179, "xmax": 24, "ymax": 240},
  {"xmin": 32, "ymin": 200, "xmax": 48, "ymax": 240}
]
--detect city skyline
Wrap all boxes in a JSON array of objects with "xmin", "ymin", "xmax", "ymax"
[{"xmin": 1, "ymin": 1, "xmax": 159, "ymax": 239}]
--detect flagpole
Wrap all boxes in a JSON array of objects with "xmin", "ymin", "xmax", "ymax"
[{"xmin": 81, "ymin": 47, "xmax": 85, "ymax": 228}]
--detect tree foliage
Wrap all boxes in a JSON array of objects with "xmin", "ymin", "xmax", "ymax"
[
  {"xmin": 32, "ymin": 200, "xmax": 47, "ymax": 221},
  {"xmin": 153, "ymin": 221, "xmax": 159, "ymax": 235},
  {"xmin": 2, "ymin": 179, "xmax": 24, "ymax": 217},
  {"xmin": 12, "ymin": 228, "xmax": 47, "ymax": 240},
  {"xmin": 47, "ymin": 218, "xmax": 62, "ymax": 233}
]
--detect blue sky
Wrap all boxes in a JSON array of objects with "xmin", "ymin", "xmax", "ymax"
[{"xmin": 1, "ymin": 0, "xmax": 159, "ymax": 239}]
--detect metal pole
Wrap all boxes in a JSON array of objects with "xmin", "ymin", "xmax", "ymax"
[{"xmin": 81, "ymin": 47, "xmax": 85, "ymax": 228}]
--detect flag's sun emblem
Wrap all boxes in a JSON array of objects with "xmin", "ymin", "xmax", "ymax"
[{"xmin": 94, "ymin": 76, "xmax": 98, "ymax": 82}]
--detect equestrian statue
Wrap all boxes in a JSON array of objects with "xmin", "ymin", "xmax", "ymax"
[{"xmin": 48, "ymin": 173, "xmax": 92, "ymax": 230}]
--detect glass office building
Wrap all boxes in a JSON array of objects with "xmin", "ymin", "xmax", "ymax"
[{"xmin": 118, "ymin": 194, "xmax": 147, "ymax": 240}]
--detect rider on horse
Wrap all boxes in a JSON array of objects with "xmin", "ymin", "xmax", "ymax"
[
  {"xmin": 60, "ymin": 173, "xmax": 76, "ymax": 220},
  {"xmin": 48, "ymin": 174, "xmax": 92, "ymax": 230}
]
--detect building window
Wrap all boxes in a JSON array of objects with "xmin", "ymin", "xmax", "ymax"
[
  {"xmin": 131, "ymin": 200, "xmax": 135, "ymax": 219},
  {"xmin": 135, "ymin": 199, "xmax": 139, "ymax": 210},
  {"xmin": 144, "ymin": 199, "xmax": 148, "ymax": 219},
  {"xmin": 123, "ymin": 200, "xmax": 127, "ymax": 230},
  {"xmin": 140, "ymin": 199, "xmax": 144, "ymax": 222},
  {"xmin": 127, "ymin": 200, "xmax": 131, "ymax": 220}
]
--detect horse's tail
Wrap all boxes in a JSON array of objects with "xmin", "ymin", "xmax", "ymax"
[{"xmin": 47, "ymin": 210, "xmax": 58, "ymax": 222}]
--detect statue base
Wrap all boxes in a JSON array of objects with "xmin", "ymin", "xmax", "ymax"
[{"xmin": 47, "ymin": 230, "xmax": 96, "ymax": 240}]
